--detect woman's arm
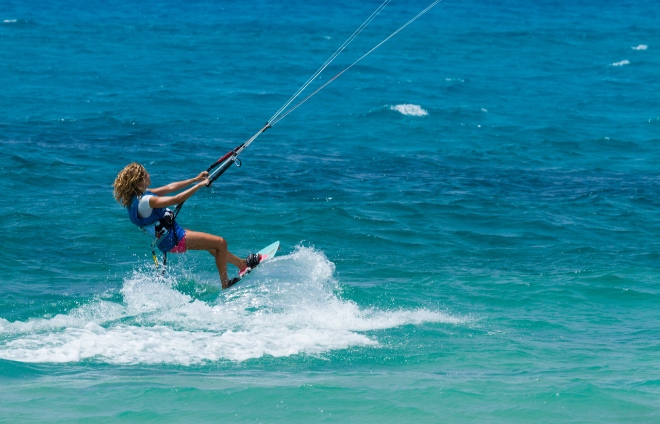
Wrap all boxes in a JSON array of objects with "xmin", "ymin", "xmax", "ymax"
[
  {"xmin": 148, "ymin": 178, "xmax": 209, "ymax": 209},
  {"xmin": 150, "ymin": 171, "xmax": 208, "ymax": 196}
]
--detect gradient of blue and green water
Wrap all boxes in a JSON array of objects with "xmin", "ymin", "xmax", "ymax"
[{"xmin": 1, "ymin": 0, "xmax": 659, "ymax": 422}]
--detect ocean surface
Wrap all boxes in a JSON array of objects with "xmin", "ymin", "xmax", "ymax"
[{"xmin": 1, "ymin": 0, "xmax": 659, "ymax": 422}]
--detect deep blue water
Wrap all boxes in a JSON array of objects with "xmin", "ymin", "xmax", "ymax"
[{"xmin": 1, "ymin": 0, "xmax": 659, "ymax": 422}]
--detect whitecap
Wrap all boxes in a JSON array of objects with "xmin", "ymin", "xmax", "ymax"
[
  {"xmin": 631, "ymin": 44, "xmax": 648, "ymax": 51},
  {"xmin": 390, "ymin": 104, "xmax": 428, "ymax": 117},
  {"xmin": 0, "ymin": 247, "xmax": 462, "ymax": 364},
  {"xmin": 611, "ymin": 60, "xmax": 630, "ymax": 67}
]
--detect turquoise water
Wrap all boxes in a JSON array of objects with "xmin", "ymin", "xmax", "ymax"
[{"xmin": 1, "ymin": 0, "xmax": 659, "ymax": 422}]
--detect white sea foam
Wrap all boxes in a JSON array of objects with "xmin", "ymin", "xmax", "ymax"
[
  {"xmin": 611, "ymin": 59, "xmax": 630, "ymax": 67},
  {"xmin": 390, "ymin": 104, "xmax": 428, "ymax": 117},
  {"xmin": 2, "ymin": 19, "xmax": 17, "ymax": 23},
  {"xmin": 631, "ymin": 44, "xmax": 647, "ymax": 51},
  {"xmin": 0, "ymin": 247, "xmax": 462, "ymax": 365}
]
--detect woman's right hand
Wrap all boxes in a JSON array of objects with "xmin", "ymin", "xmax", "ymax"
[{"xmin": 196, "ymin": 171, "xmax": 209, "ymax": 182}]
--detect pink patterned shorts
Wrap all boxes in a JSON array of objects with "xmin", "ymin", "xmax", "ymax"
[{"xmin": 169, "ymin": 235, "xmax": 187, "ymax": 253}]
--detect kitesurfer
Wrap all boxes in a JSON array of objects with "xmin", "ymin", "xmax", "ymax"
[{"xmin": 113, "ymin": 162, "xmax": 260, "ymax": 288}]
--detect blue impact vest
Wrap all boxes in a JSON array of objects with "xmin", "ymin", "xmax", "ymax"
[{"xmin": 128, "ymin": 191, "xmax": 185, "ymax": 253}]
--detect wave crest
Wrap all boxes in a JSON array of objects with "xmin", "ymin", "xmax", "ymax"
[
  {"xmin": 0, "ymin": 247, "xmax": 461, "ymax": 364},
  {"xmin": 611, "ymin": 59, "xmax": 630, "ymax": 67},
  {"xmin": 390, "ymin": 104, "xmax": 428, "ymax": 116}
]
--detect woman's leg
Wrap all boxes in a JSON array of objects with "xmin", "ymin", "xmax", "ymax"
[{"xmin": 184, "ymin": 230, "xmax": 247, "ymax": 287}]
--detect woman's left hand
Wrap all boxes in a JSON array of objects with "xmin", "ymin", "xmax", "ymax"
[{"xmin": 196, "ymin": 171, "xmax": 209, "ymax": 181}]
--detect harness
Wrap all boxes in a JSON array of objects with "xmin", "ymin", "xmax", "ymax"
[{"xmin": 128, "ymin": 191, "xmax": 185, "ymax": 267}]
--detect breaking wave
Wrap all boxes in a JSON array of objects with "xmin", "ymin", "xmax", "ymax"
[{"xmin": 0, "ymin": 247, "xmax": 461, "ymax": 365}]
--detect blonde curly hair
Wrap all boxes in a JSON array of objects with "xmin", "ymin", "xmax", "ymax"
[{"xmin": 113, "ymin": 162, "xmax": 147, "ymax": 207}]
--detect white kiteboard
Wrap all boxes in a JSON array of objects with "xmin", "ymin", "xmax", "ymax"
[{"xmin": 228, "ymin": 240, "xmax": 280, "ymax": 289}]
